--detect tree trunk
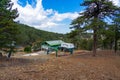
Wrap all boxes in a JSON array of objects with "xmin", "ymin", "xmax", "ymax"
[
  {"xmin": 7, "ymin": 50, "xmax": 12, "ymax": 58},
  {"xmin": 0, "ymin": 52, "xmax": 3, "ymax": 58},
  {"xmin": 7, "ymin": 47, "xmax": 13, "ymax": 58},
  {"xmin": 114, "ymin": 39, "xmax": 117, "ymax": 53},
  {"xmin": 93, "ymin": 27, "xmax": 97, "ymax": 56},
  {"xmin": 114, "ymin": 25, "xmax": 117, "ymax": 53}
]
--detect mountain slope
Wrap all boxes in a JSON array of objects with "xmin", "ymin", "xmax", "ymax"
[{"xmin": 16, "ymin": 23, "xmax": 64, "ymax": 45}]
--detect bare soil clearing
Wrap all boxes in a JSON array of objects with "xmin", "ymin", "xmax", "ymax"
[{"xmin": 0, "ymin": 50, "xmax": 120, "ymax": 80}]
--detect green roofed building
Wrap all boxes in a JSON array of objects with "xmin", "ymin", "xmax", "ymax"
[
  {"xmin": 41, "ymin": 40, "xmax": 74, "ymax": 57},
  {"xmin": 41, "ymin": 40, "xmax": 64, "ymax": 57},
  {"xmin": 41, "ymin": 40, "xmax": 64, "ymax": 50}
]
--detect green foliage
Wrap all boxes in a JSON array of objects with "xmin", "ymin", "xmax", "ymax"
[
  {"xmin": 0, "ymin": 0, "xmax": 19, "ymax": 58},
  {"xmin": 24, "ymin": 46, "xmax": 32, "ymax": 53},
  {"xmin": 79, "ymin": 39, "xmax": 93, "ymax": 50},
  {"xmin": 67, "ymin": 29, "xmax": 93, "ymax": 50},
  {"xmin": 114, "ymin": 13, "xmax": 120, "ymax": 52},
  {"xmin": 32, "ymin": 41, "xmax": 41, "ymax": 51},
  {"xmin": 71, "ymin": 0, "xmax": 120, "ymax": 56},
  {"xmin": 15, "ymin": 23, "xmax": 65, "ymax": 46},
  {"xmin": 0, "ymin": 0, "xmax": 19, "ymax": 48},
  {"xmin": 87, "ymin": 39, "xmax": 93, "ymax": 50},
  {"xmin": 66, "ymin": 30, "xmax": 81, "ymax": 49}
]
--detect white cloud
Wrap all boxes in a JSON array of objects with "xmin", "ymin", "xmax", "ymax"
[
  {"xmin": 110, "ymin": 0, "xmax": 120, "ymax": 6},
  {"xmin": 11, "ymin": 0, "xmax": 79, "ymax": 33},
  {"xmin": 51, "ymin": 12, "xmax": 79, "ymax": 22},
  {"xmin": 11, "ymin": 0, "xmax": 120, "ymax": 33}
]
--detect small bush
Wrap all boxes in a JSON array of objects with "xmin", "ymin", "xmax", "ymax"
[{"xmin": 24, "ymin": 46, "xmax": 31, "ymax": 53}]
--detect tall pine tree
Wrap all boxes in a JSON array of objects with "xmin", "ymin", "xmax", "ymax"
[
  {"xmin": 114, "ymin": 13, "xmax": 120, "ymax": 53},
  {"xmin": 0, "ymin": 0, "xmax": 19, "ymax": 57},
  {"xmin": 71, "ymin": 0, "xmax": 120, "ymax": 56}
]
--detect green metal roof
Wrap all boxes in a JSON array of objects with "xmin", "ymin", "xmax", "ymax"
[{"xmin": 43, "ymin": 40, "xmax": 64, "ymax": 46}]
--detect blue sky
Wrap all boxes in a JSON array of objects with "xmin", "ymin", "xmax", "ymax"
[
  {"xmin": 11, "ymin": 0, "xmax": 120, "ymax": 34},
  {"xmin": 17, "ymin": 0, "xmax": 83, "ymax": 13},
  {"xmin": 42, "ymin": 0, "xmax": 84, "ymax": 13}
]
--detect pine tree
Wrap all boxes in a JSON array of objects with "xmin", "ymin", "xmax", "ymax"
[
  {"xmin": 113, "ymin": 13, "xmax": 120, "ymax": 53},
  {"xmin": 71, "ymin": 0, "xmax": 120, "ymax": 56},
  {"xmin": 0, "ymin": 0, "xmax": 19, "ymax": 58}
]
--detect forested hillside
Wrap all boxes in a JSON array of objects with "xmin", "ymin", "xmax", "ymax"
[{"xmin": 15, "ymin": 23, "xmax": 65, "ymax": 46}]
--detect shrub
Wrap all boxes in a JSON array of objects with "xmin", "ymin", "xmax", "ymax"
[{"xmin": 24, "ymin": 46, "xmax": 31, "ymax": 53}]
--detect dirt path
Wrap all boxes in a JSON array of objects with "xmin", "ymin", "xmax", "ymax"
[{"xmin": 0, "ymin": 50, "xmax": 120, "ymax": 80}]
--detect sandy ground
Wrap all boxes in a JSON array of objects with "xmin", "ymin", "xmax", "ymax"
[{"xmin": 0, "ymin": 50, "xmax": 120, "ymax": 80}]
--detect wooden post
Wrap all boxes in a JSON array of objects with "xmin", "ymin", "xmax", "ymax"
[
  {"xmin": 47, "ymin": 49, "xmax": 49, "ymax": 55},
  {"xmin": 55, "ymin": 48, "xmax": 58, "ymax": 57},
  {"xmin": 70, "ymin": 48, "xmax": 73, "ymax": 55}
]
